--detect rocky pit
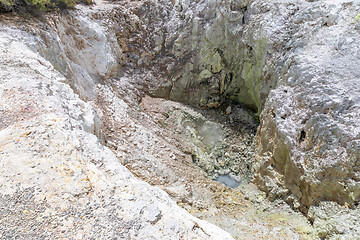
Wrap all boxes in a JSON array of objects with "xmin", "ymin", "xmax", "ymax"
[{"xmin": 1, "ymin": 0, "xmax": 360, "ymax": 239}]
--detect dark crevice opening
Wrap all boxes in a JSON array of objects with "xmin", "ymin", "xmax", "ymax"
[{"xmin": 299, "ymin": 130, "xmax": 306, "ymax": 143}]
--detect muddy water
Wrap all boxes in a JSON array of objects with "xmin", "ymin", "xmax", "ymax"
[{"xmin": 216, "ymin": 174, "xmax": 241, "ymax": 188}]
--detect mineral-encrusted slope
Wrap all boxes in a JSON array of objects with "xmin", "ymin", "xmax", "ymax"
[
  {"xmin": 0, "ymin": 25, "xmax": 234, "ymax": 240},
  {"xmin": 1, "ymin": 0, "xmax": 360, "ymax": 239}
]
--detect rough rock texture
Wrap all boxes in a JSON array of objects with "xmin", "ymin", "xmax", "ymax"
[
  {"xmin": 139, "ymin": 95, "xmax": 256, "ymax": 182},
  {"xmin": 71, "ymin": 0, "xmax": 360, "ymax": 219},
  {"xmin": 39, "ymin": 0, "xmax": 274, "ymax": 114},
  {"xmin": 308, "ymin": 202, "xmax": 360, "ymax": 239},
  {"xmin": 251, "ymin": 0, "xmax": 360, "ymax": 213},
  {"xmin": 0, "ymin": 2, "xmax": 317, "ymax": 239},
  {"xmin": 2, "ymin": 0, "xmax": 360, "ymax": 239},
  {"xmin": 94, "ymin": 84, "xmax": 314, "ymax": 239},
  {"xmin": 0, "ymin": 25, "xmax": 234, "ymax": 240}
]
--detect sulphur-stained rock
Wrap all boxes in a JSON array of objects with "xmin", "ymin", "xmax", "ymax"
[
  {"xmin": 308, "ymin": 202, "xmax": 360, "ymax": 239},
  {"xmin": 0, "ymin": 26, "xmax": 234, "ymax": 240}
]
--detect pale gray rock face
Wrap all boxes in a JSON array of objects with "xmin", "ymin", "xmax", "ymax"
[
  {"xmin": 0, "ymin": 12, "xmax": 313, "ymax": 239},
  {"xmin": 251, "ymin": 0, "xmax": 360, "ymax": 213},
  {"xmin": 248, "ymin": 0, "xmax": 360, "ymax": 237},
  {"xmin": 45, "ymin": 0, "xmax": 273, "ymax": 114},
  {"xmin": 0, "ymin": 25, "xmax": 234, "ymax": 240},
  {"xmin": 2, "ymin": 0, "xmax": 360, "ymax": 238},
  {"xmin": 33, "ymin": 13, "xmax": 122, "ymax": 100},
  {"xmin": 77, "ymin": 0, "xmax": 360, "ymax": 217},
  {"xmin": 0, "ymin": 2, "xmax": 314, "ymax": 239}
]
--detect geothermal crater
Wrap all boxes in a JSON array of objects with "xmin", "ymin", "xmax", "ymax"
[{"xmin": 1, "ymin": 0, "xmax": 360, "ymax": 239}]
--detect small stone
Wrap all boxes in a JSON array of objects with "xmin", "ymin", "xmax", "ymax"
[
  {"xmin": 146, "ymin": 205, "xmax": 162, "ymax": 224},
  {"xmin": 225, "ymin": 106, "xmax": 232, "ymax": 115}
]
